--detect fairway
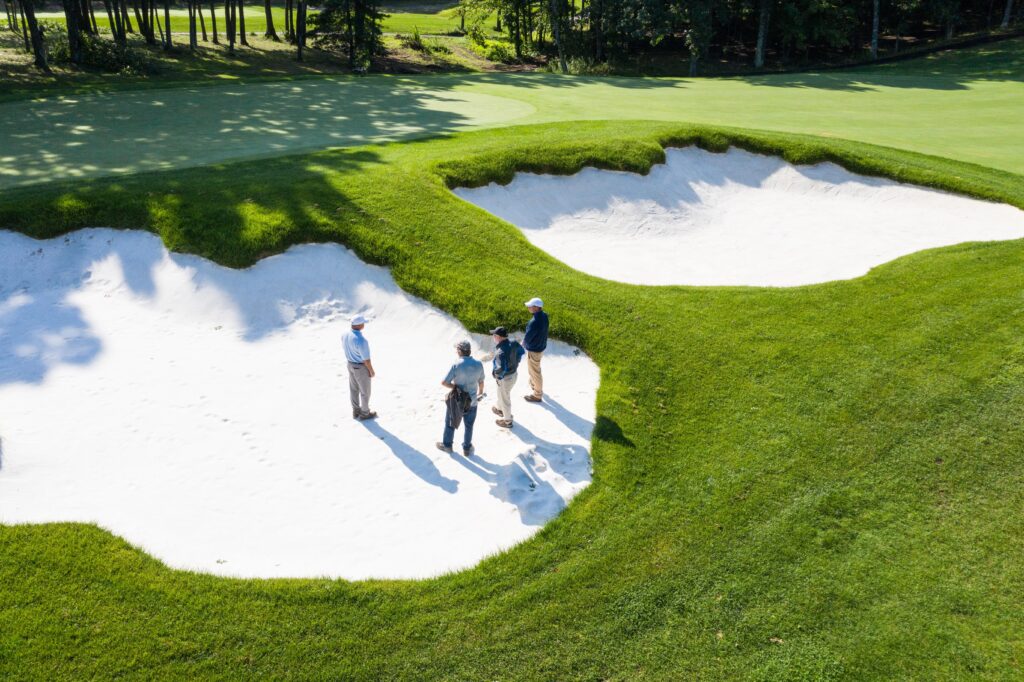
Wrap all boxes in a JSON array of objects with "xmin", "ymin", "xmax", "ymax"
[
  {"xmin": 2, "ymin": 33, "xmax": 1024, "ymax": 681},
  {"xmin": 0, "ymin": 38, "xmax": 1022, "ymax": 189}
]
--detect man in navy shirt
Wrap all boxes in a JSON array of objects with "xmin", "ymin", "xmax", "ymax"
[
  {"xmin": 522, "ymin": 297, "xmax": 549, "ymax": 403},
  {"xmin": 490, "ymin": 326, "xmax": 523, "ymax": 428}
]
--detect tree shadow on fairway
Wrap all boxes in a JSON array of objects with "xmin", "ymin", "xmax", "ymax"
[
  {"xmin": 742, "ymin": 38, "xmax": 1024, "ymax": 91},
  {"xmin": 361, "ymin": 420, "xmax": 459, "ymax": 494},
  {"xmin": 0, "ymin": 76, "xmax": 532, "ymax": 191}
]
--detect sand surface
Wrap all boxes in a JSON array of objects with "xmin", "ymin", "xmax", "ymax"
[
  {"xmin": 0, "ymin": 229, "xmax": 597, "ymax": 579},
  {"xmin": 454, "ymin": 147, "xmax": 1024, "ymax": 286}
]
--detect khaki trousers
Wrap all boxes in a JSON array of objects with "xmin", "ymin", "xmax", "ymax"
[
  {"xmin": 348, "ymin": 362, "xmax": 372, "ymax": 415},
  {"xmin": 495, "ymin": 372, "xmax": 518, "ymax": 422},
  {"xmin": 527, "ymin": 351, "xmax": 544, "ymax": 398}
]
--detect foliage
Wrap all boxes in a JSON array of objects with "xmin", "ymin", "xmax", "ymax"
[
  {"xmin": 43, "ymin": 23, "xmax": 160, "ymax": 74},
  {"xmin": 309, "ymin": 0, "xmax": 386, "ymax": 67}
]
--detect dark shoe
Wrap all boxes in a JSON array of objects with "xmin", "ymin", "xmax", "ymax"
[
  {"xmin": 436, "ymin": 442, "xmax": 453, "ymax": 453},
  {"xmin": 356, "ymin": 411, "xmax": 378, "ymax": 421},
  {"xmin": 524, "ymin": 394, "xmax": 542, "ymax": 403},
  {"xmin": 492, "ymin": 406, "xmax": 503, "ymax": 416},
  {"xmin": 352, "ymin": 410, "xmax": 361, "ymax": 419},
  {"xmin": 495, "ymin": 419, "xmax": 513, "ymax": 429},
  {"xmin": 462, "ymin": 445, "xmax": 475, "ymax": 457}
]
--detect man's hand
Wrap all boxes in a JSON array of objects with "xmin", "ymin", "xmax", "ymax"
[{"xmin": 364, "ymin": 359, "xmax": 376, "ymax": 378}]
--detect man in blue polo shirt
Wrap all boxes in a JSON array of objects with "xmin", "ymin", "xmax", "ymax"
[
  {"xmin": 522, "ymin": 297, "xmax": 549, "ymax": 403},
  {"xmin": 343, "ymin": 314, "xmax": 377, "ymax": 420},
  {"xmin": 436, "ymin": 340, "xmax": 485, "ymax": 456}
]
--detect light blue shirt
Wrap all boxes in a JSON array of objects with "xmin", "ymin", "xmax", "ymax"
[
  {"xmin": 444, "ymin": 356, "xmax": 485, "ymax": 404},
  {"xmin": 343, "ymin": 329, "xmax": 371, "ymax": 363}
]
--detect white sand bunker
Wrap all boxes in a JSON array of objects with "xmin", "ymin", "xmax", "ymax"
[
  {"xmin": 0, "ymin": 229, "xmax": 598, "ymax": 580},
  {"xmin": 454, "ymin": 147, "xmax": 1024, "ymax": 286}
]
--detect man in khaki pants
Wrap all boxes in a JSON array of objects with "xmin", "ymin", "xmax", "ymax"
[
  {"xmin": 489, "ymin": 326, "xmax": 524, "ymax": 428},
  {"xmin": 522, "ymin": 297, "xmax": 549, "ymax": 404}
]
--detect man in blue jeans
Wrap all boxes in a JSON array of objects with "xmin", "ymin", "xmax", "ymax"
[{"xmin": 436, "ymin": 340, "xmax": 485, "ymax": 456}]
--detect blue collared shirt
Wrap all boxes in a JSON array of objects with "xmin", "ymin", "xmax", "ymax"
[
  {"xmin": 444, "ymin": 356, "xmax": 485, "ymax": 403},
  {"xmin": 343, "ymin": 329, "xmax": 371, "ymax": 363},
  {"xmin": 524, "ymin": 310, "xmax": 549, "ymax": 352}
]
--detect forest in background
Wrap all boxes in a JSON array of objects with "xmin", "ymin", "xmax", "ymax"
[{"xmin": 2, "ymin": 0, "xmax": 1021, "ymax": 78}]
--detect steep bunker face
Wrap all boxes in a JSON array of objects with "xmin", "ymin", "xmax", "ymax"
[
  {"xmin": 453, "ymin": 147, "xmax": 1024, "ymax": 287},
  {"xmin": 0, "ymin": 229, "xmax": 598, "ymax": 580}
]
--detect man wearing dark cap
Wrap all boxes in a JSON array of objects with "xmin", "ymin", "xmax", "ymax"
[
  {"xmin": 436, "ymin": 340, "xmax": 485, "ymax": 456},
  {"xmin": 489, "ymin": 326, "xmax": 524, "ymax": 428}
]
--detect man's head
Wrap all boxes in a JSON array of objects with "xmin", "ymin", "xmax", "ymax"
[
  {"xmin": 455, "ymin": 340, "xmax": 472, "ymax": 357},
  {"xmin": 525, "ymin": 297, "xmax": 544, "ymax": 314},
  {"xmin": 489, "ymin": 326, "xmax": 508, "ymax": 344},
  {"xmin": 350, "ymin": 314, "xmax": 367, "ymax": 331}
]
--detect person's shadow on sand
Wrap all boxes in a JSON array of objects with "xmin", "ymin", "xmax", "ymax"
[{"xmin": 359, "ymin": 420, "xmax": 459, "ymax": 494}]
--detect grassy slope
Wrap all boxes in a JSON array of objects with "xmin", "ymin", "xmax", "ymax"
[
  {"xmin": 1, "ymin": 120, "xmax": 1023, "ymax": 680},
  {"xmin": 0, "ymin": 37, "xmax": 1020, "ymax": 189}
]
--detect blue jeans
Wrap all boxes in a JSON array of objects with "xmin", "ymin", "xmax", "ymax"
[{"xmin": 443, "ymin": 403, "xmax": 478, "ymax": 450}]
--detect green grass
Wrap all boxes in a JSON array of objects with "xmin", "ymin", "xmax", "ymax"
[
  {"xmin": 33, "ymin": 3, "xmax": 494, "ymax": 35},
  {"xmin": 1, "ymin": 119, "xmax": 1024, "ymax": 679},
  {"xmin": 0, "ymin": 36, "xmax": 1020, "ymax": 190}
]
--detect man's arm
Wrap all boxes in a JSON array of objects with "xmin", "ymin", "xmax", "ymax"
[{"xmin": 363, "ymin": 359, "xmax": 375, "ymax": 378}]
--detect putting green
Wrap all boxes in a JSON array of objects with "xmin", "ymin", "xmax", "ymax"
[{"xmin": 0, "ymin": 38, "xmax": 1021, "ymax": 189}]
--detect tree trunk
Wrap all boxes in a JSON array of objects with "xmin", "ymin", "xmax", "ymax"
[
  {"xmin": 264, "ymin": 0, "xmax": 278, "ymax": 39},
  {"xmin": 226, "ymin": 0, "xmax": 234, "ymax": 51},
  {"xmin": 945, "ymin": 18, "xmax": 954, "ymax": 39},
  {"xmin": 345, "ymin": 0, "xmax": 353, "ymax": 65},
  {"xmin": 120, "ymin": 1, "xmax": 133, "ymax": 32},
  {"xmin": 21, "ymin": 0, "xmax": 48, "ymax": 70},
  {"xmin": 19, "ymin": 0, "xmax": 31, "ymax": 51},
  {"xmin": 1003, "ymin": 0, "xmax": 1015, "ymax": 27},
  {"xmin": 88, "ymin": 0, "xmax": 99, "ymax": 33},
  {"xmin": 209, "ymin": 0, "xmax": 217, "ymax": 42},
  {"xmin": 199, "ymin": 2, "xmax": 206, "ymax": 40},
  {"xmin": 62, "ymin": 0, "xmax": 85, "ymax": 64},
  {"xmin": 189, "ymin": 0, "xmax": 197, "ymax": 48},
  {"xmin": 163, "ymin": 0, "xmax": 172, "ymax": 48},
  {"xmin": 238, "ymin": 0, "xmax": 248, "ymax": 44},
  {"xmin": 547, "ymin": 0, "xmax": 566, "ymax": 72},
  {"xmin": 870, "ymin": 0, "xmax": 879, "ymax": 59},
  {"xmin": 102, "ymin": 0, "xmax": 117, "ymax": 41},
  {"xmin": 295, "ymin": 0, "xmax": 305, "ymax": 60},
  {"xmin": 754, "ymin": 0, "xmax": 770, "ymax": 68}
]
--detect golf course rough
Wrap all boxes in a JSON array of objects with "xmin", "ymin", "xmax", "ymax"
[{"xmin": 1, "ymin": 39, "xmax": 1023, "ymax": 679}]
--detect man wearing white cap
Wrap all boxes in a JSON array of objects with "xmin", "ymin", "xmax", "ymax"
[
  {"xmin": 343, "ymin": 315, "xmax": 377, "ymax": 420},
  {"xmin": 522, "ymin": 297, "xmax": 549, "ymax": 403}
]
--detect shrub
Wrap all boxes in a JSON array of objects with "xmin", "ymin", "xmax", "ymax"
[
  {"xmin": 45, "ymin": 25, "xmax": 159, "ymax": 75},
  {"xmin": 468, "ymin": 36, "xmax": 516, "ymax": 64}
]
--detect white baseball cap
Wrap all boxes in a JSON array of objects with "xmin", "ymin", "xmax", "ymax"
[
  {"xmin": 525, "ymin": 297, "xmax": 544, "ymax": 308},
  {"xmin": 350, "ymin": 314, "xmax": 368, "ymax": 326}
]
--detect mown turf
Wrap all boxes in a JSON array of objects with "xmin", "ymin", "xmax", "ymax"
[
  {"xmin": 1, "ymin": 121, "xmax": 1023, "ymax": 680},
  {"xmin": 1, "ymin": 37, "xmax": 1021, "ymax": 190}
]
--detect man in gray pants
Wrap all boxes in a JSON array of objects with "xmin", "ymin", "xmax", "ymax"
[{"xmin": 343, "ymin": 314, "xmax": 377, "ymax": 420}]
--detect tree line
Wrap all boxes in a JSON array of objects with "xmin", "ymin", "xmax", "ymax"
[
  {"xmin": 463, "ymin": 0, "xmax": 1019, "ymax": 73},
  {"xmin": 2, "ymin": 0, "xmax": 1019, "ymax": 74},
  {"xmin": 2, "ymin": 0, "xmax": 383, "ymax": 70}
]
